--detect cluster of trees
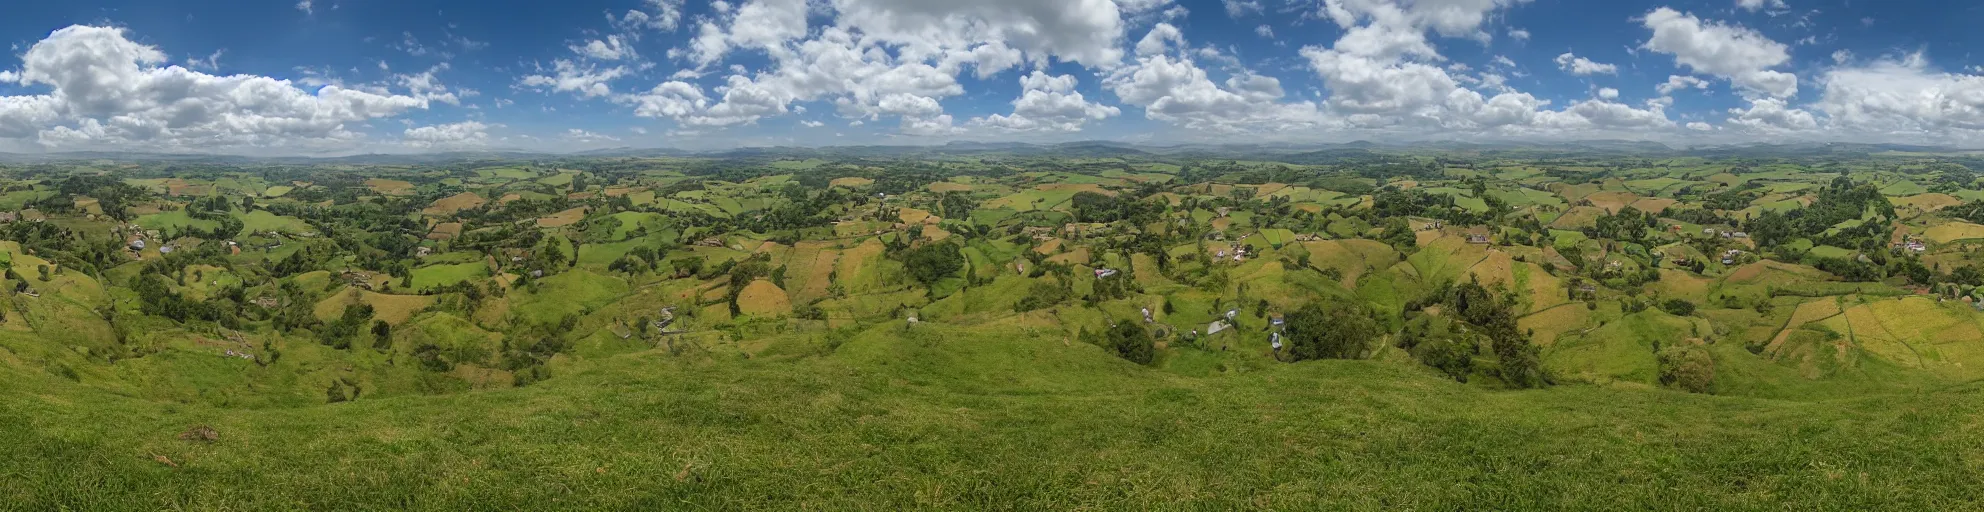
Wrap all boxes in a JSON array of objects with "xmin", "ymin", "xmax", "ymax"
[
  {"xmin": 1397, "ymin": 279, "xmax": 1549, "ymax": 388},
  {"xmin": 1745, "ymin": 177, "xmax": 1894, "ymax": 250},
  {"xmin": 1069, "ymin": 191, "xmax": 1164, "ymax": 225},
  {"xmin": 318, "ymin": 303, "xmax": 376, "ymax": 349},
  {"xmin": 1590, "ymin": 206, "xmax": 1656, "ymax": 244},
  {"xmin": 1282, "ymin": 299, "xmax": 1382, "ymax": 361},
  {"xmin": 900, "ymin": 242, "xmax": 964, "ymax": 286},
  {"xmin": 55, "ymin": 175, "xmax": 148, "ymax": 221}
]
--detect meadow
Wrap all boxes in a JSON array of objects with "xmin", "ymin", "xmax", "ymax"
[{"xmin": 6, "ymin": 324, "xmax": 1983, "ymax": 510}]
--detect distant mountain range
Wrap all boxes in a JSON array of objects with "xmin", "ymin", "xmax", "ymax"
[{"xmin": 0, "ymin": 140, "xmax": 1972, "ymax": 165}]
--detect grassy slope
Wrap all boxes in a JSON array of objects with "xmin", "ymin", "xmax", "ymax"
[{"xmin": 4, "ymin": 323, "xmax": 1982, "ymax": 509}]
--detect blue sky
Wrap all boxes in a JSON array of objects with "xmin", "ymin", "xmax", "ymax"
[{"xmin": 1, "ymin": 0, "xmax": 1982, "ymax": 154}]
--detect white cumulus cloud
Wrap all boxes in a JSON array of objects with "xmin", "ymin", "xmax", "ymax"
[
  {"xmin": 1555, "ymin": 52, "xmax": 1617, "ymax": 75},
  {"xmin": 975, "ymin": 71, "xmax": 1120, "ymax": 132},
  {"xmin": 404, "ymin": 121, "xmax": 490, "ymax": 147},
  {"xmin": 0, "ymin": 25, "xmax": 441, "ymax": 151},
  {"xmin": 1640, "ymin": 7, "xmax": 1796, "ymax": 98}
]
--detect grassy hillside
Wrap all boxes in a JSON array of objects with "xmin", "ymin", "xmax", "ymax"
[{"xmin": 5, "ymin": 324, "xmax": 1982, "ymax": 510}]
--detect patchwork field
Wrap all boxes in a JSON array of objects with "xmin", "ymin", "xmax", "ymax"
[
  {"xmin": 363, "ymin": 179, "xmax": 416, "ymax": 195},
  {"xmin": 536, "ymin": 206, "xmax": 589, "ymax": 228},
  {"xmin": 423, "ymin": 192, "xmax": 488, "ymax": 216}
]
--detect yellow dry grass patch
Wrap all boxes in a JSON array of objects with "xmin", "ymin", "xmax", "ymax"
[
  {"xmin": 313, "ymin": 289, "xmax": 437, "ymax": 325},
  {"xmin": 735, "ymin": 280, "xmax": 792, "ymax": 317},
  {"xmin": 1254, "ymin": 183, "xmax": 1291, "ymax": 197},
  {"xmin": 898, "ymin": 207, "xmax": 939, "ymax": 224},
  {"xmin": 1034, "ymin": 238, "xmax": 1063, "ymax": 255},
  {"xmin": 1583, "ymin": 191, "xmax": 1640, "ymax": 214},
  {"xmin": 920, "ymin": 224, "xmax": 952, "ymax": 242},
  {"xmin": 1765, "ymin": 299, "xmax": 1843, "ymax": 354},
  {"xmin": 603, "ymin": 187, "xmax": 640, "ymax": 197},
  {"xmin": 426, "ymin": 223, "xmax": 464, "ymax": 240},
  {"xmin": 1726, "ymin": 262, "xmax": 1767, "ymax": 283},
  {"xmin": 1865, "ymin": 297, "xmax": 1982, "ymax": 345},
  {"xmin": 927, "ymin": 182, "xmax": 972, "ymax": 193},
  {"xmin": 1549, "ymin": 206, "xmax": 1607, "ymax": 230},
  {"xmin": 830, "ymin": 177, "xmax": 874, "ymax": 188},
  {"xmin": 1925, "ymin": 222, "xmax": 1984, "ymax": 244},
  {"xmin": 836, "ymin": 238, "xmax": 888, "ymax": 293},
  {"xmin": 422, "ymin": 192, "xmax": 486, "ymax": 216},
  {"xmin": 1843, "ymin": 298, "xmax": 1984, "ymax": 379},
  {"xmin": 1628, "ymin": 197, "xmax": 1677, "ymax": 213},
  {"xmin": 1414, "ymin": 229, "xmax": 1447, "ymax": 247},
  {"xmin": 1894, "ymin": 193, "xmax": 1962, "ymax": 212},
  {"xmin": 1553, "ymin": 183, "xmax": 1600, "ymax": 203},
  {"xmin": 536, "ymin": 207, "xmax": 588, "ymax": 228},
  {"xmin": 1046, "ymin": 247, "xmax": 1091, "ymax": 266},
  {"xmin": 1646, "ymin": 269, "xmax": 1711, "ymax": 301},
  {"xmin": 791, "ymin": 242, "xmax": 840, "ymax": 303},
  {"xmin": 1518, "ymin": 262, "xmax": 1567, "ymax": 314},
  {"xmin": 1519, "ymin": 303, "xmax": 1589, "ymax": 346},
  {"xmin": 1464, "ymin": 250, "xmax": 1515, "ymax": 288},
  {"xmin": 1299, "ymin": 239, "xmax": 1396, "ymax": 286},
  {"xmin": 364, "ymin": 178, "xmax": 416, "ymax": 195},
  {"xmin": 168, "ymin": 183, "xmax": 212, "ymax": 197},
  {"xmin": 1038, "ymin": 183, "xmax": 1115, "ymax": 196},
  {"xmin": 752, "ymin": 240, "xmax": 788, "ymax": 255}
]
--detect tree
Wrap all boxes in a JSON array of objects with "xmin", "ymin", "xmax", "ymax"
[
  {"xmin": 538, "ymin": 239, "xmax": 567, "ymax": 270},
  {"xmin": 325, "ymin": 380, "xmax": 350, "ymax": 403},
  {"xmin": 1283, "ymin": 300, "xmax": 1381, "ymax": 361},
  {"xmin": 1103, "ymin": 321, "xmax": 1154, "ymax": 365},
  {"xmin": 371, "ymin": 320, "xmax": 393, "ymax": 350},
  {"xmin": 1657, "ymin": 345, "xmax": 1715, "ymax": 394},
  {"xmin": 1658, "ymin": 299, "xmax": 1696, "ymax": 316},
  {"xmin": 672, "ymin": 256, "xmax": 705, "ymax": 278},
  {"xmin": 1014, "ymin": 281, "xmax": 1068, "ymax": 312},
  {"xmin": 901, "ymin": 242, "xmax": 964, "ymax": 285},
  {"xmin": 1445, "ymin": 278, "xmax": 1548, "ymax": 388},
  {"xmin": 36, "ymin": 264, "xmax": 49, "ymax": 282}
]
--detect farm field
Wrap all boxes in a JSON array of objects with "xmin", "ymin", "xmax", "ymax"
[{"xmin": 8, "ymin": 145, "xmax": 1984, "ymax": 508}]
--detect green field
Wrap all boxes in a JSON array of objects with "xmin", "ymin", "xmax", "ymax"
[
  {"xmin": 11, "ymin": 143, "xmax": 1984, "ymax": 508},
  {"xmin": 410, "ymin": 261, "xmax": 489, "ymax": 290},
  {"xmin": 7, "ymin": 324, "xmax": 1984, "ymax": 509},
  {"xmin": 236, "ymin": 210, "xmax": 311, "ymax": 235},
  {"xmin": 136, "ymin": 210, "xmax": 222, "ymax": 232}
]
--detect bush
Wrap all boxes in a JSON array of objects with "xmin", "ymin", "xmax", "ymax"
[
  {"xmin": 1659, "ymin": 299, "xmax": 1696, "ymax": 316},
  {"xmin": 1014, "ymin": 281, "xmax": 1068, "ymax": 312},
  {"xmin": 902, "ymin": 242, "xmax": 964, "ymax": 285},
  {"xmin": 1284, "ymin": 300, "xmax": 1380, "ymax": 361},
  {"xmin": 1103, "ymin": 322, "xmax": 1154, "ymax": 365},
  {"xmin": 1657, "ymin": 346, "xmax": 1716, "ymax": 394}
]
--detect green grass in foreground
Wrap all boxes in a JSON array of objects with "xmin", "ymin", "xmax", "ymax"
[{"xmin": 4, "ymin": 324, "xmax": 1983, "ymax": 510}]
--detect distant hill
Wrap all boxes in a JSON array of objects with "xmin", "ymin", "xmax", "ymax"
[{"xmin": 0, "ymin": 139, "xmax": 1973, "ymax": 166}]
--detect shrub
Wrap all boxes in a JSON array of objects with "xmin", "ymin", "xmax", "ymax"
[
  {"xmin": 1284, "ymin": 300, "xmax": 1381, "ymax": 361},
  {"xmin": 1014, "ymin": 281, "xmax": 1068, "ymax": 312},
  {"xmin": 1657, "ymin": 346, "xmax": 1716, "ymax": 394},
  {"xmin": 1659, "ymin": 299, "xmax": 1697, "ymax": 316},
  {"xmin": 1103, "ymin": 322, "xmax": 1155, "ymax": 365}
]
